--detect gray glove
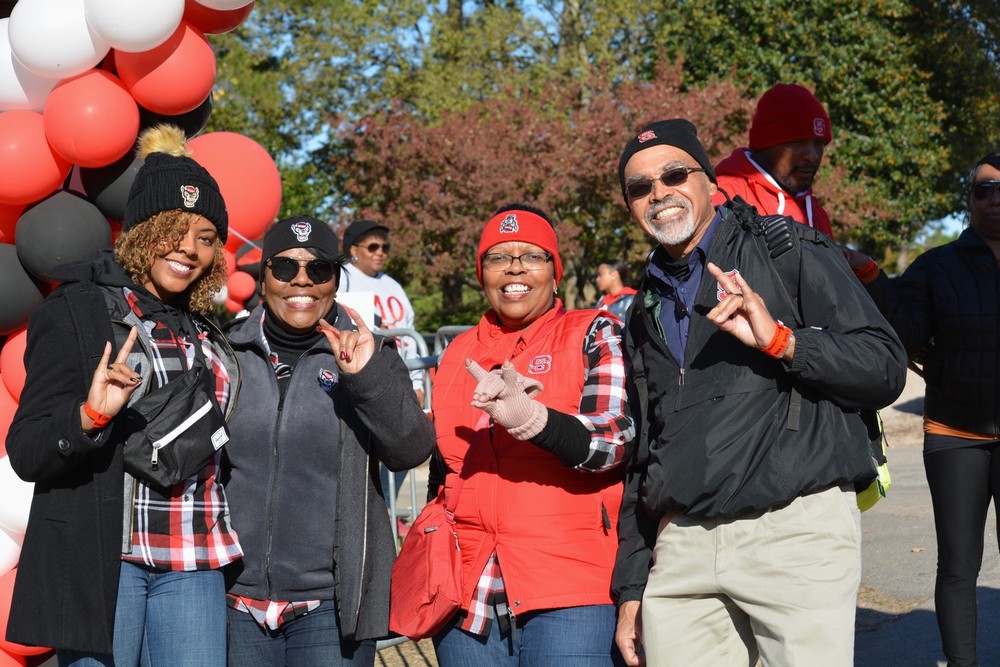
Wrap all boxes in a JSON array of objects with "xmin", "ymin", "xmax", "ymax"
[{"xmin": 465, "ymin": 359, "xmax": 548, "ymax": 440}]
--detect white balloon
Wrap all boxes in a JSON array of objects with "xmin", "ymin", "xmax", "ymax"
[
  {"xmin": 0, "ymin": 19, "xmax": 59, "ymax": 111},
  {"xmin": 0, "ymin": 456, "xmax": 33, "ymax": 539},
  {"xmin": 0, "ymin": 527, "xmax": 20, "ymax": 575},
  {"xmin": 192, "ymin": 0, "xmax": 253, "ymax": 10},
  {"xmin": 84, "ymin": 0, "xmax": 185, "ymax": 53},
  {"xmin": 8, "ymin": 0, "xmax": 111, "ymax": 80}
]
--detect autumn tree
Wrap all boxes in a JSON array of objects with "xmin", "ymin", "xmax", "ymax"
[{"xmin": 335, "ymin": 64, "xmax": 750, "ymax": 321}]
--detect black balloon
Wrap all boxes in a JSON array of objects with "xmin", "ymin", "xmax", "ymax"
[
  {"xmin": 0, "ymin": 244, "xmax": 44, "ymax": 336},
  {"xmin": 79, "ymin": 152, "xmax": 142, "ymax": 222},
  {"xmin": 138, "ymin": 94, "xmax": 213, "ymax": 138},
  {"xmin": 16, "ymin": 190, "xmax": 112, "ymax": 283}
]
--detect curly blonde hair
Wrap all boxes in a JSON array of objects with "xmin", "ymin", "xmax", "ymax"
[{"xmin": 114, "ymin": 210, "xmax": 226, "ymax": 315}]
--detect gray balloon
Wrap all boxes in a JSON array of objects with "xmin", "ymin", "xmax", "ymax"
[
  {"xmin": 79, "ymin": 152, "xmax": 142, "ymax": 222},
  {"xmin": 16, "ymin": 190, "xmax": 112, "ymax": 283},
  {"xmin": 0, "ymin": 244, "xmax": 44, "ymax": 336}
]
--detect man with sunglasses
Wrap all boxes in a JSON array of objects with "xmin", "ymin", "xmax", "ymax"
[
  {"xmin": 611, "ymin": 119, "xmax": 906, "ymax": 667},
  {"xmin": 713, "ymin": 83, "xmax": 834, "ymax": 238},
  {"xmin": 846, "ymin": 153, "xmax": 1000, "ymax": 667}
]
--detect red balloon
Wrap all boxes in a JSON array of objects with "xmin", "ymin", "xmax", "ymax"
[
  {"xmin": 0, "ymin": 386, "xmax": 15, "ymax": 458},
  {"xmin": 224, "ymin": 298, "xmax": 243, "ymax": 314},
  {"xmin": 188, "ymin": 132, "xmax": 281, "ymax": 245},
  {"xmin": 0, "ymin": 204, "xmax": 24, "ymax": 244},
  {"xmin": 0, "ymin": 568, "xmax": 50, "ymax": 657},
  {"xmin": 236, "ymin": 246, "xmax": 261, "ymax": 269},
  {"xmin": 115, "ymin": 22, "xmax": 215, "ymax": 116},
  {"xmin": 183, "ymin": 0, "xmax": 254, "ymax": 34},
  {"xmin": 43, "ymin": 71, "xmax": 139, "ymax": 169},
  {"xmin": 0, "ymin": 111, "xmax": 72, "ymax": 206},
  {"xmin": 223, "ymin": 248, "xmax": 236, "ymax": 275},
  {"xmin": 0, "ymin": 649, "xmax": 26, "ymax": 666},
  {"xmin": 0, "ymin": 329, "xmax": 26, "ymax": 402},
  {"xmin": 226, "ymin": 270, "xmax": 256, "ymax": 302}
]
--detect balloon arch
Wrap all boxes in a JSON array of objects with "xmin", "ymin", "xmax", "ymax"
[{"xmin": 0, "ymin": 2, "xmax": 272, "ymax": 662}]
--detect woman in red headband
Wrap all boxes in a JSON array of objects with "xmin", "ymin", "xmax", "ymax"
[{"xmin": 415, "ymin": 203, "xmax": 635, "ymax": 666}]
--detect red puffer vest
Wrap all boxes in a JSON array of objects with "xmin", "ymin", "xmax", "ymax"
[{"xmin": 432, "ymin": 303, "xmax": 624, "ymax": 616}]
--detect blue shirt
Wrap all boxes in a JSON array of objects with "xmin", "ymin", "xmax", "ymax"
[{"xmin": 645, "ymin": 211, "xmax": 722, "ymax": 363}]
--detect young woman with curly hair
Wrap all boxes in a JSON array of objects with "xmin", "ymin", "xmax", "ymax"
[{"xmin": 5, "ymin": 124, "xmax": 242, "ymax": 666}]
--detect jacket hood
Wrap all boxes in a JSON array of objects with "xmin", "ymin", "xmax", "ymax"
[
  {"xmin": 715, "ymin": 148, "xmax": 811, "ymax": 199},
  {"xmin": 50, "ymin": 248, "xmax": 137, "ymax": 288}
]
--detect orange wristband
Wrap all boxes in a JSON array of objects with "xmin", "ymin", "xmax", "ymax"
[
  {"xmin": 853, "ymin": 258, "xmax": 880, "ymax": 285},
  {"xmin": 83, "ymin": 403, "xmax": 113, "ymax": 430},
  {"xmin": 762, "ymin": 321, "xmax": 793, "ymax": 359}
]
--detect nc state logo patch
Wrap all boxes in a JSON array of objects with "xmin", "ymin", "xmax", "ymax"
[
  {"xmin": 526, "ymin": 354, "xmax": 552, "ymax": 374},
  {"xmin": 637, "ymin": 130, "xmax": 657, "ymax": 143},
  {"xmin": 291, "ymin": 221, "xmax": 312, "ymax": 241},
  {"xmin": 813, "ymin": 118, "xmax": 827, "ymax": 137},
  {"xmin": 318, "ymin": 368, "xmax": 336, "ymax": 393},
  {"xmin": 180, "ymin": 185, "xmax": 200, "ymax": 208},
  {"xmin": 716, "ymin": 269, "xmax": 742, "ymax": 301},
  {"xmin": 499, "ymin": 213, "xmax": 519, "ymax": 233}
]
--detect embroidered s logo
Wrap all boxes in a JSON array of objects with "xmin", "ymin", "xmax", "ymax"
[
  {"xmin": 716, "ymin": 269, "xmax": 742, "ymax": 301},
  {"xmin": 527, "ymin": 355, "xmax": 552, "ymax": 374}
]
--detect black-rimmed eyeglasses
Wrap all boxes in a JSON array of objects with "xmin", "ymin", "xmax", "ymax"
[
  {"xmin": 481, "ymin": 252, "xmax": 553, "ymax": 272},
  {"xmin": 267, "ymin": 257, "xmax": 337, "ymax": 284},
  {"xmin": 626, "ymin": 166, "xmax": 706, "ymax": 200}
]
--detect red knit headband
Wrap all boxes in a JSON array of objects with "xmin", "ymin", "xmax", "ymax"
[{"xmin": 476, "ymin": 209, "xmax": 564, "ymax": 285}]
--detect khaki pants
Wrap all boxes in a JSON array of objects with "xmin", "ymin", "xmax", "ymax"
[{"xmin": 641, "ymin": 486, "xmax": 861, "ymax": 667}]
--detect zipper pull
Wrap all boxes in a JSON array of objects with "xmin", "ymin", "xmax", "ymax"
[
  {"xmin": 151, "ymin": 444, "xmax": 159, "ymax": 469},
  {"xmin": 678, "ymin": 367, "xmax": 686, "ymax": 386}
]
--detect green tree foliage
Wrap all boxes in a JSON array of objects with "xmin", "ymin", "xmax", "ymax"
[{"xmin": 210, "ymin": 1, "xmax": 1000, "ymax": 326}]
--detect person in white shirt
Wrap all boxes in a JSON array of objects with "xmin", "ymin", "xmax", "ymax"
[{"xmin": 338, "ymin": 220, "xmax": 425, "ymax": 532}]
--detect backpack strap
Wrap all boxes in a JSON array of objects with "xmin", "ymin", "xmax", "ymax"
[{"xmin": 729, "ymin": 198, "xmax": 807, "ymax": 431}]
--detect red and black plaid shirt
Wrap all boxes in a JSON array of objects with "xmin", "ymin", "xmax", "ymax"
[{"xmin": 119, "ymin": 288, "xmax": 242, "ymax": 571}]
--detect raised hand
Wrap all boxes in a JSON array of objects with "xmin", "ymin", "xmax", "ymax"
[
  {"xmin": 317, "ymin": 303, "xmax": 376, "ymax": 373},
  {"xmin": 705, "ymin": 262, "xmax": 780, "ymax": 351},
  {"xmin": 465, "ymin": 359, "xmax": 547, "ymax": 440},
  {"xmin": 82, "ymin": 327, "xmax": 142, "ymax": 432}
]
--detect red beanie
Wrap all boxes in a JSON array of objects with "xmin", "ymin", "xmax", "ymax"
[
  {"xmin": 476, "ymin": 209, "xmax": 563, "ymax": 285},
  {"xmin": 748, "ymin": 84, "xmax": 832, "ymax": 151}
]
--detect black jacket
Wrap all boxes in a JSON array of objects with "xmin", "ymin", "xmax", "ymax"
[
  {"xmin": 5, "ymin": 251, "xmax": 238, "ymax": 653},
  {"xmin": 864, "ymin": 227, "xmax": 1000, "ymax": 435},
  {"xmin": 223, "ymin": 304, "xmax": 435, "ymax": 640},
  {"xmin": 612, "ymin": 204, "xmax": 906, "ymax": 604}
]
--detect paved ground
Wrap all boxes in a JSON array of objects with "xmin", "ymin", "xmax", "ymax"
[{"xmin": 380, "ymin": 370, "xmax": 1000, "ymax": 666}]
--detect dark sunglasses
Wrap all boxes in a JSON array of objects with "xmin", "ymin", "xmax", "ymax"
[
  {"xmin": 362, "ymin": 242, "xmax": 390, "ymax": 253},
  {"xmin": 971, "ymin": 180, "xmax": 1000, "ymax": 202},
  {"xmin": 267, "ymin": 257, "xmax": 337, "ymax": 284},
  {"xmin": 626, "ymin": 166, "xmax": 707, "ymax": 200}
]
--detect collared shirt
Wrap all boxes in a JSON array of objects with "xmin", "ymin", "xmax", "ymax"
[
  {"xmin": 119, "ymin": 288, "xmax": 242, "ymax": 571},
  {"xmin": 458, "ymin": 314, "xmax": 632, "ymax": 635},
  {"xmin": 645, "ymin": 211, "xmax": 722, "ymax": 363}
]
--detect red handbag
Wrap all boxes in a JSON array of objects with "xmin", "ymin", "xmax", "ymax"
[{"xmin": 388, "ymin": 477, "xmax": 464, "ymax": 640}]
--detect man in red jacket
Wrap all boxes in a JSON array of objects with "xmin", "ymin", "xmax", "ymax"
[{"xmin": 713, "ymin": 83, "xmax": 834, "ymax": 237}]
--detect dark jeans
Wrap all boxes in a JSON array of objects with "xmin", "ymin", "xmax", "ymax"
[
  {"xmin": 433, "ymin": 604, "xmax": 624, "ymax": 667},
  {"xmin": 925, "ymin": 443, "xmax": 1000, "ymax": 667},
  {"xmin": 226, "ymin": 599, "xmax": 375, "ymax": 667}
]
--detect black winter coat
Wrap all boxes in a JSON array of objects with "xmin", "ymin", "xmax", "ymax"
[
  {"xmin": 865, "ymin": 227, "xmax": 1000, "ymax": 435},
  {"xmin": 4, "ymin": 253, "xmax": 238, "ymax": 653},
  {"xmin": 612, "ymin": 204, "xmax": 907, "ymax": 604}
]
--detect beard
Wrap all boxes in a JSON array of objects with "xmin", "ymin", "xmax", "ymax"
[{"xmin": 645, "ymin": 198, "xmax": 697, "ymax": 247}]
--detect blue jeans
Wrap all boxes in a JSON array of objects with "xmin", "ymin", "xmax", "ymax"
[
  {"xmin": 433, "ymin": 604, "xmax": 623, "ymax": 667},
  {"xmin": 58, "ymin": 561, "xmax": 226, "ymax": 667},
  {"xmin": 380, "ymin": 465, "xmax": 406, "ymax": 511},
  {"xmin": 226, "ymin": 600, "xmax": 375, "ymax": 666}
]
